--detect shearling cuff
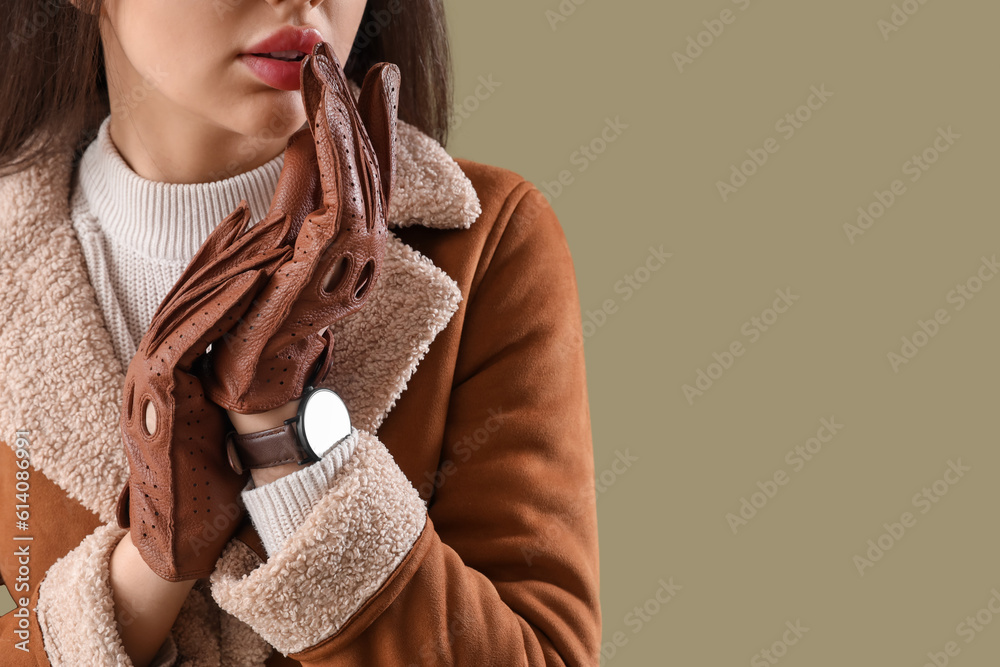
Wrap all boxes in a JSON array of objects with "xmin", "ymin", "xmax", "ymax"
[
  {"xmin": 209, "ymin": 429, "xmax": 427, "ymax": 655},
  {"xmin": 35, "ymin": 521, "xmax": 138, "ymax": 665},
  {"xmin": 240, "ymin": 430, "xmax": 361, "ymax": 558}
]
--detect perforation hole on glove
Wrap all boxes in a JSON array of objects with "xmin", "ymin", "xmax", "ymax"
[
  {"xmin": 354, "ymin": 259, "xmax": 375, "ymax": 299},
  {"xmin": 142, "ymin": 398, "xmax": 157, "ymax": 436},
  {"xmin": 124, "ymin": 379, "xmax": 135, "ymax": 422},
  {"xmin": 321, "ymin": 255, "xmax": 351, "ymax": 294}
]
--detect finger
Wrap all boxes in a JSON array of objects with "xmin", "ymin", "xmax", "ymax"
[
  {"xmin": 266, "ymin": 127, "xmax": 322, "ymax": 246},
  {"xmin": 144, "ymin": 247, "xmax": 291, "ymax": 362},
  {"xmin": 300, "ymin": 42, "xmax": 366, "ymax": 223},
  {"xmin": 300, "ymin": 41, "xmax": 353, "ymax": 144},
  {"xmin": 147, "ymin": 211, "xmax": 293, "ymax": 337},
  {"xmin": 155, "ymin": 202, "xmax": 251, "ymax": 316},
  {"xmin": 356, "ymin": 62, "xmax": 400, "ymax": 211}
]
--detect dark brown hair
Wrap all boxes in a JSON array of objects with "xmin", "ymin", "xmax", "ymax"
[{"xmin": 0, "ymin": 0, "xmax": 453, "ymax": 177}]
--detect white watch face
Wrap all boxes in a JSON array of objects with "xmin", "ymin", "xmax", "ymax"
[{"xmin": 300, "ymin": 388, "xmax": 352, "ymax": 458}]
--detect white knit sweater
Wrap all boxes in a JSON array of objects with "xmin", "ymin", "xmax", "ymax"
[{"xmin": 70, "ymin": 115, "xmax": 358, "ymax": 559}]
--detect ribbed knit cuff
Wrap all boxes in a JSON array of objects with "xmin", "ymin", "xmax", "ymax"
[{"xmin": 240, "ymin": 429, "xmax": 361, "ymax": 558}]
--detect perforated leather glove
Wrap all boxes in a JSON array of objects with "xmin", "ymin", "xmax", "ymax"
[
  {"xmin": 199, "ymin": 41, "xmax": 399, "ymax": 415},
  {"xmin": 115, "ymin": 201, "xmax": 294, "ymax": 582}
]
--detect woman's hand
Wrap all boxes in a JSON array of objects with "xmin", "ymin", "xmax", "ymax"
[
  {"xmin": 198, "ymin": 42, "xmax": 399, "ymax": 422},
  {"xmin": 112, "ymin": 50, "xmax": 357, "ymax": 580},
  {"xmin": 110, "ymin": 531, "xmax": 197, "ymax": 666},
  {"xmin": 115, "ymin": 43, "xmax": 398, "ymax": 582},
  {"xmin": 115, "ymin": 199, "xmax": 294, "ymax": 582}
]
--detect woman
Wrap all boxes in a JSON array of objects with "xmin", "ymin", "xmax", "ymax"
[{"xmin": 0, "ymin": 1, "xmax": 600, "ymax": 665}]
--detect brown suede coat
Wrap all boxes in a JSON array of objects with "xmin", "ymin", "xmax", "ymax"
[{"xmin": 0, "ymin": 110, "xmax": 601, "ymax": 666}]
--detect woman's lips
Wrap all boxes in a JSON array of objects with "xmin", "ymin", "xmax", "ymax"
[
  {"xmin": 239, "ymin": 53, "xmax": 306, "ymax": 91},
  {"xmin": 240, "ymin": 26, "xmax": 324, "ymax": 91}
]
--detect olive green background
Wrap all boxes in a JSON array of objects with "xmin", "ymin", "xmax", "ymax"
[
  {"xmin": 446, "ymin": 0, "xmax": 999, "ymax": 665},
  {"xmin": 6, "ymin": 2, "xmax": 1000, "ymax": 665}
]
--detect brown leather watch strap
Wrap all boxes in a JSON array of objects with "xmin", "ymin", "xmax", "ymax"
[{"xmin": 225, "ymin": 422, "xmax": 313, "ymax": 475}]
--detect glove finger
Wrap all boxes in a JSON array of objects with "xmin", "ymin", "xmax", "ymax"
[
  {"xmin": 300, "ymin": 42, "xmax": 363, "ymax": 229},
  {"xmin": 238, "ymin": 46, "xmax": 356, "ymax": 324},
  {"xmin": 151, "ymin": 207, "xmax": 293, "ymax": 330},
  {"xmin": 262, "ymin": 48, "xmax": 391, "ymax": 339},
  {"xmin": 232, "ymin": 43, "xmax": 358, "ymax": 319},
  {"xmin": 146, "ymin": 207, "xmax": 295, "ymax": 345},
  {"xmin": 154, "ymin": 202, "xmax": 252, "ymax": 320},
  {"xmin": 301, "ymin": 42, "xmax": 354, "ymax": 149},
  {"xmin": 144, "ymin": 244, "xmax": 291, "ymax": 361},
  {"xmin": 265, "ymin": 127, "xmax": 323, "ymax": 246},
  {"xmin": 143, "ymin": 266, "xmax": 277, "ymax": 371},
  {"xmin": 355, "ymin": 62, "xmax": 400, "ymax": 212}
]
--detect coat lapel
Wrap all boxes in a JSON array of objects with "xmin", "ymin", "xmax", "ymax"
[{"xmin": 0, "ymin": 112, "xmax": 480, "ymax": 524}]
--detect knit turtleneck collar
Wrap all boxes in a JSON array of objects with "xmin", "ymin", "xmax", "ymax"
[{"xmin": 77, "ymin": 114, "xmax": 285, "ymax": 262}]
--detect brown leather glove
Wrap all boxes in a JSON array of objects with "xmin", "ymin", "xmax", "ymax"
[
  {"xmin": 115, "ymin": 201, "xmax": 295, "ymax": 582},
  {"xmin": 199, "ymin": 41, "xmax": 399, "ymax": 415}
]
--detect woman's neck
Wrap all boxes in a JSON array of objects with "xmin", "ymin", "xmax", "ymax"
[{"xmin": 106, "ymin": 106, "xmax": 295, "ymax": 185}]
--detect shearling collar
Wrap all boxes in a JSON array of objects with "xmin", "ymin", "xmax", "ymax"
[{"xmin": 0, "ymin": 111, "xmax": 479, "ymax": 523}]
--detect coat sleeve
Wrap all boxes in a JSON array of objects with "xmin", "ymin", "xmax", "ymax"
[{"xmin": 209, "ymin": 184, "xmax": 602, "ymax": 666}]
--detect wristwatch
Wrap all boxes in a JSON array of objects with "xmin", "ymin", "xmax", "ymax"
[{"xmin": 225, "ymin": 386, "xmax": 352, "ymax": 475}]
